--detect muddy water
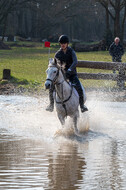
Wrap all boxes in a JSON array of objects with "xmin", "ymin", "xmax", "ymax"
[{"xmin": 0, "ymin": 95, "xmax": 126, "ymax": 190}]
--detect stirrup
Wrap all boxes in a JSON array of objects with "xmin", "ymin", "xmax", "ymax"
[
  {"xmin": 46, "ymin": 104, "xmax": 54, "ymax": 112},
  {"xmin": 80, "ymin": 105, "xmax": 88, "ymax": 113}
]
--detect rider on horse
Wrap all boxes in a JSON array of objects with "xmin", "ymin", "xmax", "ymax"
[{"xmin": 46, "ymin": 35, "xmax": 88, "ymax": 113}]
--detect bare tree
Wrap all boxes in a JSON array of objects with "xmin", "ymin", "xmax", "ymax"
[
  {"xmin": 36, "ymin": 0, "xmax": 85, "ymax": 39},
  {"xmin": 0, "ymin": 0, "xmax": 106, "ymax": 42},
  {"xmin": 96, "ymin": 0, "xmax": 126, "ymax": 41},
  {"xmin": 35, "ymin": 0, "xmax": 99, "ymax": 40},
  {"xmin": 0, "ymin": 0, "xmax": 38, "ymax": 40}
]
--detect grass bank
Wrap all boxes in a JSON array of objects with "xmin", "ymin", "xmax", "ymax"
[{"xmin": 0, "ymin": 42, "xmax": 126, "ymax": 92}]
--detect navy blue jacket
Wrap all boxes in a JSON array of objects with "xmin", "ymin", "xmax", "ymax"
[
  {"xmin": 54, "ymin": 46, "xmax": 78, "ymax": 75},
  {"xmin": 109, "ymin": 42, "xmax": 124, "ymax": 59}
]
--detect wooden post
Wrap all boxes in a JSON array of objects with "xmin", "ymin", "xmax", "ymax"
[
  {"xmin": 117, "ymin": 66, "xmax": 125, "ymax": 88},
  {"xmin": 3, "ymin": 69, "xmax": 11, "ymax": 80}
]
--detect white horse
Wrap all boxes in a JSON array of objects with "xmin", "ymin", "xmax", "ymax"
[{"xmin": 45, "ymin": 58, "xmax": 86, "ymax": 133}]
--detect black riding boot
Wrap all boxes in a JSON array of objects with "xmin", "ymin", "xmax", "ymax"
[
  {"xmin": 46, "ymin": 88, "xmax": 54, "ymax": 112},
  {"xmin": 77, "ymin": 88, "xmax": 88, "ymax": 113}
]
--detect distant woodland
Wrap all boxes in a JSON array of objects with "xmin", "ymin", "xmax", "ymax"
[{"xmin": 0, "ymin": 0, "xmax": 126, "ymax": 42}]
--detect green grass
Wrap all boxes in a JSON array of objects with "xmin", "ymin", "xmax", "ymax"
[
  {"xmin": 0, "ymin": 42, "xmax": 126, "ymax": 90},
  {"xmin": 0, "ymin": 44, "xmax": 57, "ymax": 89}
]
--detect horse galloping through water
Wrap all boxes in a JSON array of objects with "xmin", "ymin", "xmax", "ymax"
[{"xmin": 45, "ymin": 58, "xmax": 86, "ymax": 133}]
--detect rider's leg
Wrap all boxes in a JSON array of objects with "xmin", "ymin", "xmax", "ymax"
[
  {"xmin": 69, "ymin": 75, "xmax": 88, "ymax": 113},
  {"xmin": 76, "ymin": 86, "xmax": 88, "ymax": 112},
  {"xmin": 112, "ymin": 57, "xmax": 117, "ymax": 73},
  {"xmin": 46, "ymin": 87, "xmax": 54, "ymax": 112}
]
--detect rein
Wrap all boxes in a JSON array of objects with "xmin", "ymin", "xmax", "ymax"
[
  {"xmin": 46, "ymin": 65, "xmax": 73, "ymax": 117},
  {"xmin": 56, "ymin": 84, "xmax": 73, "ymax": 117},
  {"xmin": 56, "ymin": 85, "xmax": 73, "ymax": 104},
  {"xmin": 55, "ymin": 69, "xmax": 73, "ymax": 117}
]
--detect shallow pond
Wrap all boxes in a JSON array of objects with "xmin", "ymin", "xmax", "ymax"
[{"xmin": 0, "ymin": 95, "xmax": 126, "ymax": 190}]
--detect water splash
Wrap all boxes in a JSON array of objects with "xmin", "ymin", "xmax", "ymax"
[
  {"xmin": 0, "ymin": 95, "xmax": 126, "ymax": 190},
  {"xmin": 0, "ymin": 95, "xmax": 126, "ymax": 142}
]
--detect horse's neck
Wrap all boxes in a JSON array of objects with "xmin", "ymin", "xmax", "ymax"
[
  {"xmin": 55, "ymin": 70, "xmax": 71, "ymax": 99},
  {"xmin": 56, "ymin": 70, "xmax": 65, "ymax": 84}
]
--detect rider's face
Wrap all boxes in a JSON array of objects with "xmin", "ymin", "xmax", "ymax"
[{"xmin": 60, "ymin": 43, "xmax": 68, "ymax": 50}]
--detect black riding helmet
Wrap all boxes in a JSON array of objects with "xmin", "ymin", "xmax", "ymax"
[{"xmin": 58, "ymin": 35, "xmax": 69, "ymax": 44}]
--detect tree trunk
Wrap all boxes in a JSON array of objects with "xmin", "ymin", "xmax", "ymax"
[
  {"xmin": 114, "ymin": 1, "xmax": 121, "ymax": 38},
  {"xmin": 121, "ymin": 3, "xmax": 126, "ymax": 41},
  {"xmin": 105, "ymin": 0, "xmax": 110, "ymax": 31},
  {"xmin": 2, "ymin": 16, "xmax": 7, "ymax": 41},
  {"xmin": 114, "ymin": 13, "xmax": 120, "ymax": 37}
]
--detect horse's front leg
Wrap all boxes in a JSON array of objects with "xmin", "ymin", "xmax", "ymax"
[
  {"xmin": 58, "ymin": 114, "xmax": 65, "ymax": 126},
  {"xmin": 73, "ymin": 115, "xmax": 78, "ymax": 134}
]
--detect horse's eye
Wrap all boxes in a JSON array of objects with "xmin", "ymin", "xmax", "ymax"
[{"xmin": 54, "ymin": 71, "xmax": 57, "ymax": 73}]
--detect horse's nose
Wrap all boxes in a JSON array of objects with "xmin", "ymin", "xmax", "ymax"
[{"xmin": 45, "ymin": 81, "xmax": 51, "ymax": 89}]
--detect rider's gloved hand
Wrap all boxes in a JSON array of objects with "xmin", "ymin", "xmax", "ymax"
[{"xmin": 66, "ymin": 69, "xmax": 72, "ymax": 79}]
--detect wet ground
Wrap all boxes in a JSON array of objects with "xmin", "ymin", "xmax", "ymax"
[{"xmin": 0, "ymin": 94, "xmax": 126, "ymax": 190}]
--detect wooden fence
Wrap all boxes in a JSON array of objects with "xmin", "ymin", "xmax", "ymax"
[{"xmin": 77, "ymin": 60, "xmax": 126, "ymax": 88}]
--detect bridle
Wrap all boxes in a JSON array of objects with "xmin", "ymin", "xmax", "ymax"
[
  {"xmin": 46, "ymin": 65, "xmax": 73, "ymax": 117},
  {"xmin": 46, "ymin": 66, "xmax": 60, "ymax": 85}
]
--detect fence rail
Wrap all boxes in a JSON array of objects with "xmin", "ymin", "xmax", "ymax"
[
  {"xmin": 77, "ymin": 60, "xmax": 126, "ymax": 70},
  {"xmin": 77, "ymin": 60, "xmax": 126, "ymax": 87}
]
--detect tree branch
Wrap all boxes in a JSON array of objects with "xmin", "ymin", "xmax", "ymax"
[{"xmin": 109, "ymin": 0, "xmax": 115, "ymax": 9}]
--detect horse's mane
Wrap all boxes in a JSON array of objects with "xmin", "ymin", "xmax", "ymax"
[{"xmin": 48, "ymin": 58, "xmax": 67, "ymax": 79}]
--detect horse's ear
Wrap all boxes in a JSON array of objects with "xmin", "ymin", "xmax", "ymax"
[
  {"xmin": 61, "ymin": 62, "xmax": 66, "ymax": 70},
  {"xmin": 48, "ymin": 58, "xmax": 54, "ymax": 66},
  {"xmin": 55, "ymin": 58, "xmax": 60, "ymax": 65},
  {"xmin": 55, "ymin": 58, "xmax": 61, "ymax": 69},
  {"xmin": 49, "ymin": 58, "xmax": 54, "ymax": 65}
]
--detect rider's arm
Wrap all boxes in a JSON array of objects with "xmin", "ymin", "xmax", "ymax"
[
  {"xmin": 69, "ymin": 50, "xmax": 78, "ymax": 71},
  {"xmin": 109, "ymin": 43, "xmax": 114, "ymax": 56},
  {"xmin": 120, "ymin": 45, "xmax": 124, "ymax": 56}
]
